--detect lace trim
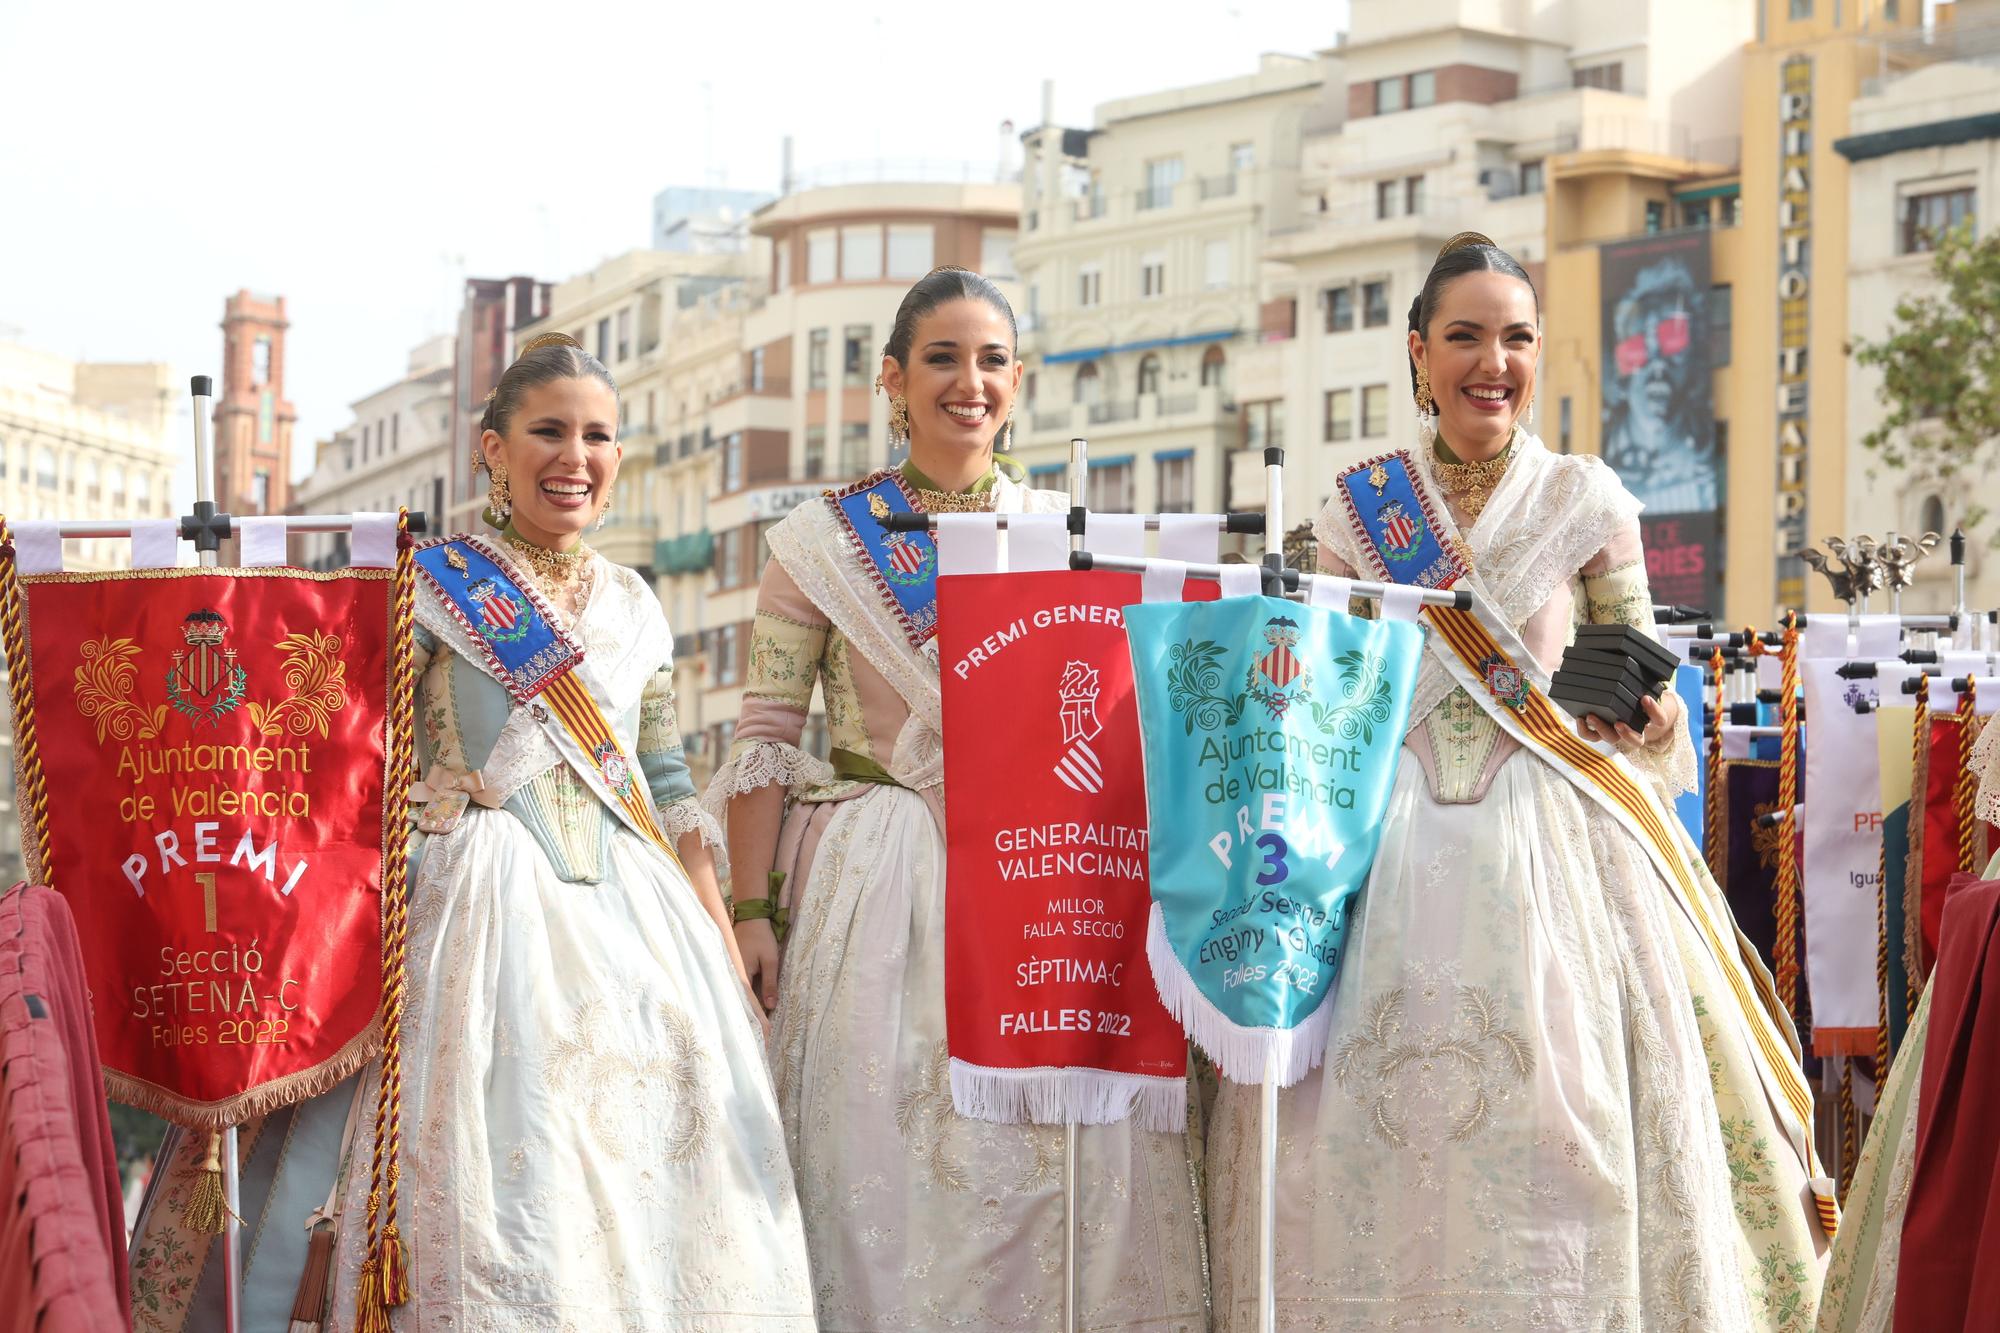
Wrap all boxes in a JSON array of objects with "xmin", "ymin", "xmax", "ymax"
[
  {"xmin": 1973, "ymin": 712, "xmax": 2000, "ymax": 828},
  {"xmin": 657, "ymin": 796, "xmax": 729, "ymax": 870},
  {"xmin": 1624, "ymin": 720, "xmax": 1701, "ymax": 798},
  {"xmin": 702, "ymin": 740, "xmax": 837, "ymax": 820}
]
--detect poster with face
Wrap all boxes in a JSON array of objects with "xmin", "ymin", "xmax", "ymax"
[{"xmin": 1600, "ymin": 231, "xmax": 1724, "ymax": 614}]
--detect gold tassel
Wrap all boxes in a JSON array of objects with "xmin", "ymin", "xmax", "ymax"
[
  {"xmin": 287, "ymin": 1223, "xmax": 335, "ymax": 1332},
  {"xmin": 353, "ymin": 1258, "xmax": 390, "ymax": 1333},
  {"xmin": 180, "ymin": 1132, "xmax": 231, "ymax": 1235},
  {"xmin": 379, "ymin": 1221, "xmax": 411, "ymax": 1306}
]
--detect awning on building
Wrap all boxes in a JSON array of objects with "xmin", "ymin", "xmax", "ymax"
[{"xmin": 1041, "ymin": 328, "xmax": 1238, "ymax": 365}]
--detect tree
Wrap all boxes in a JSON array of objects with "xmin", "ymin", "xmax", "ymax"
[{"xmin": 1849, "ymin": 220, "xmax": 2000, "ymax": 542}]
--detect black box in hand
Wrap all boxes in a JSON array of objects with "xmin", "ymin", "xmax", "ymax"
[{"xmin": 1550, "ymin": 624, "xmax": 1675, "ymax": 732}]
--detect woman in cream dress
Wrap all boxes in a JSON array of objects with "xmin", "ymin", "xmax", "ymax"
[
  {"xmin": 127, "ymin": 336, "xmax": 814, "ymax": 1332},
  {"xmin": 714, "ymin": 267, "xmax": 1207, "ymax": 1332},
  {"xmin": 1206, "ymin": 236, "xmax": 1832, "ymax": 1330}
]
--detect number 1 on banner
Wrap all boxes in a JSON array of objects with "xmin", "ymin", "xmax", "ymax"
[{"xmin": 196, "ymin": 871, "xmax": 218, "ymax": 933}]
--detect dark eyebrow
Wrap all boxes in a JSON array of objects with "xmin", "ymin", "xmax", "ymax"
[
  {"xmin": 1445, "ymin": 320, "xmax": 1535, "ymax": 333},
  {"xmin": 922, "ymin": 340, "xmax": 958, "ymax": 351}
]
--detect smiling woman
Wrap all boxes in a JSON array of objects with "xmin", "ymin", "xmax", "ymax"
[
  {"xmin": 124, "ymin": 332, "xmax": 816, "ymax": 1333},
  {"xmin": 711, "ymin": 267, "xmax": 1206, "ymax": 1332},
  {"xmin": 1201, "ymin": 234, "xmax": 1834, "ymax": 1330}
]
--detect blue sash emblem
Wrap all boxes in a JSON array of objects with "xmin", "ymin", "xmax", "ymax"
[
  {"xmin": 1337, "ymin": 454, "xmax": 1465, "ymax": 590},
  {"xmin": 414, "ymin": 538, "xmax": 581, "ymax": 703},
  {"xmin": 829, "ymin": 473, "xmax": 939, "ymax": 648}
]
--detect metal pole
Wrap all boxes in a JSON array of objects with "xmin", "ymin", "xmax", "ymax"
[
  {"xmin": 189, "ymin": 376, "xmax": 240, "ymax": 1333},
  {"xmin": 1064, "ymin": 1120, "xmax": 1080, "ymax": 1333},
  {"xmin": 1063, "ymin": 433, "xmax": 1086, "ymax": 1333},
  {"xmin": 1259, "ymin": 1048, "xmax": 1279, "ymax": 1333}
]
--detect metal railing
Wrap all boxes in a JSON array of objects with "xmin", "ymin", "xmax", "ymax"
[
  {"xmin": 1135, "ymin": 184, "xmax": 1177, "ymax": 211},
  {"xmin": 1199, "ymin": 174, "xmax": 1239, "ymax": 200}
]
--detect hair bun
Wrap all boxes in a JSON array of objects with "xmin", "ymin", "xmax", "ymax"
[
  {"xmin": 1438, "ymin": 231, "xmax": 1498, "ymax": 259},
  {"xmin": 515, "ymin": 331, "xmax": 584, "ymax": 359}
]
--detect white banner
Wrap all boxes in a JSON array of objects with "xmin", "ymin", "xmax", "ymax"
[{"xmin": 1798, "ymin": 611, "xmax": 1906, "ymax": 1055}]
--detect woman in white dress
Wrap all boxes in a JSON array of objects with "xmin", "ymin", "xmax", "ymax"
[
  {"xmin": 1205, "ymin": 235, "xmax": 1832, "ymax": 1330},
  {"xmin": 127, "ymin": 334, "xmax": 814, "ymax": 1332},
  {"xmin": 712, "ymin": 267, "xmax": 1207, "ymax": 1332}
]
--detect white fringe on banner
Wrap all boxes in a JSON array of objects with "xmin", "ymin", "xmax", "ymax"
[
  {"xmin": 949, "ymin": 1061, "xmax": 1187, "ymax": 1134},
  {"xmin": 1144, "ymin": 902, "xmax": 1333, "ymax": 1087}
]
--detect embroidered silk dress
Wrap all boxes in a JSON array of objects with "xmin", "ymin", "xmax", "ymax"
[
  {"xmin": 1205, "ymin": 434, "xmax": 1831, "ymax": 1331},
  {"xmin": 126, "ymin": 539, "xmax": 814, "ymax": 1332},
  {"xmin": 708, "ymin": 461, "xmax": 1207, "ymax": 1333}
]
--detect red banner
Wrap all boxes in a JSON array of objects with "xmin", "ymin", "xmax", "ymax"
[
  {"xmin": 10, "ymin": 567, "xmax": 401, "ymax": 1127},
  {"xmin": 939, "ymin": 569, "xmax": 1191, "ymax": 1131}
]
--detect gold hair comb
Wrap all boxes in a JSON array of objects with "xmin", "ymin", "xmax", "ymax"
[
  {"xmin": 1438, "ymin": 231, "xmax": 1497, "ymax": 257},
  {"xmin": 516, "ymin": 331, "xmax": 585, "ymax": 358}
]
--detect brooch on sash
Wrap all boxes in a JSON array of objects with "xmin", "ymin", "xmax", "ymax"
[
  {"xmin": 1476, "ymin": 653, "xmax": 1531, "ymax": 711},
  {"xmin": 827, "ymin": 471, "xmax": 940, "ymax": 650},
  {"xmin": 1335, "ymin": 452, "xmax": 1466, "ymax": 590}
]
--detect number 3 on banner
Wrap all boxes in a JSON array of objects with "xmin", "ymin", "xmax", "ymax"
[
  {"xmin": 1255, "ymin": 833, "xmax": 1290, "ymax": 886},
  {"xmin": 195, "ymin": 871, "xmax": 218, "ymax": 933}
]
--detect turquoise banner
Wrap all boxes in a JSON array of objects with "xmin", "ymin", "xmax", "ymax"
[{"xmin": 1126, "ymin": 593, "xmax": 1421, "ymax": 1084}]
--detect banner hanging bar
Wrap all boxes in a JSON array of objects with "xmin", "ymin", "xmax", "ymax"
[
  {"xmin": 1069, "ymin": 548, "xmax": 1471, "ymax": 610},
  {"xmin": 882, "ymin": 510, "xmax": 1263, "ymax": 536},
  {"xmin": 27, "ymin": 513, "xmax": 429, "ymax": 541}
]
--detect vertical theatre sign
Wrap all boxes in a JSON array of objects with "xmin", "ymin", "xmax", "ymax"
[
  {"xmin": 1776, "ymin": 56, "xmax": 1813, "ymax": 607},
  {"xmin": 1598, "ymin": 230, "xmax": 1723, "ymax": 614}
]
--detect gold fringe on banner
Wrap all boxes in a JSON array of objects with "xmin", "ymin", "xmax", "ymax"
[
  {"xmin": 356, "ymin": 510, "xmax": 419, "ymax": 1332},
  {"xmin": 1704, "ymin": 646, "xmax": 1727, "ymax": 881},
  {"xmin": 1957, "ymin": 678, "xmax": 1982, "ymax": 876},
  {"xmin": 1772, "ymin": 616, "xmax": 1804, "ymax": 1023},
  {"xmin": 0, "ymin": 521, "xmax": 55, "ymax": 889}
]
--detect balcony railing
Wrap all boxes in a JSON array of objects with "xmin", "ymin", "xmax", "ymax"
[
  {"xmin": 1088, "ymin": 401, "xmax": 1139, "ymax": 424},
  {"xmin": 1198, "ymin": 175, "xmax": 1238, "ymax": 200},
  {"xmin": 1135, "ymin": 184, "xmax": 1177, "ymax": 211},
  {"xmin": 1073, "ymin": 194, "xmax": 1106, "ymax": 222},
  {"xmin": 656, "ymin": 530, "xmax": 715, "ymax": 575}
]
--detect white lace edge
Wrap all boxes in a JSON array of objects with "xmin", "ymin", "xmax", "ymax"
[
  {"xmin": 701, "ymin": 741, "xmax": 837, "ymax": 822},
  {"xmin": 657, "ymin": 796, "xmax": 729, "ymax": 868},
  {"xmin": 1973, "ymin": 713, "xmax": 2000, "ymax": 828}
]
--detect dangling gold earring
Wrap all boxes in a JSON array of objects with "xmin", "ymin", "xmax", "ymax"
[
  {"xmin": 889, "ymin": 394, "xmax": 910, "ymax": 442},
  {"xmin": 594, "ymin": 494, "xmax": 612, "ymax": 531},
  {"xmin": 487, "ymin": 457, "xmax": 512, "ymax": 523},
  {"xmin": 1413, "ymin": 364, "xmax": 1435, "ymax": 416}
]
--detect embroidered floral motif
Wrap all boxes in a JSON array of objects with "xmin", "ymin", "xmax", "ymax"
[
  {"xmin": 1753, "ymin": 1244, "xmax": 1814, "ymax": 1331},
  {"xmin": 542, "ymin": 998, "xmax": 714, "ymax": 1165},
  {"xmin": 895, "ymin": 1039, "xmax": 970, "ymax": 1192},
  {"xmin": 1331, "ymin": 976, "xmax": 1534, "ymax": 1183}
]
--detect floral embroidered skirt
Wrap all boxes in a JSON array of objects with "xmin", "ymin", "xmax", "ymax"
[
  {"xmin": 131, "ymin": 806, "xmax": 816, "ymax": 1332},
  {"xmin": 1206, "ymin": 751, "xmax": 1827, "ymax": 1331},
  {"xmin": 772, "ymin": 784, "xmax": 1208, "ymax": 1332}
]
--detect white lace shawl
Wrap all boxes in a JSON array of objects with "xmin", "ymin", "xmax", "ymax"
[
  {"xmin": 1314, "ymin": 434, "xmax": 1639, "ymax": 733},
  {"xmin": 755, "ymin": 474, "xmax": 1070, "ymax": 799},
  {"xmin": 415, "ymin": 543, "xmax": 673, "ymax": 808}
]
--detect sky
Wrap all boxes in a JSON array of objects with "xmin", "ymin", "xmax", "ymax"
[{"xmin": 0, "ymin": 0, "xmax": 1350, "ymax": 504}]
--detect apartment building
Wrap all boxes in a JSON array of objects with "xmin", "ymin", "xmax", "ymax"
[{"xmin": 1014, "ymin": 56, "xmax": 1338, "ymax": 519}]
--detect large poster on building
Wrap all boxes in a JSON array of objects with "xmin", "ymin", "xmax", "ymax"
[{"xmin": 1600, "ymin": 231, "xmax": 1723, "ymax": 615}]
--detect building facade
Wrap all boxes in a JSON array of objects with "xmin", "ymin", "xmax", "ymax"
[
  {"xmin": 292, "ymin": 335, "xmax": 456, "ymax": 568},
  {"xmin": 1014, "ymin": 56, "xmax": 1337, "ymax": 519},
  {"xmin": 0, "ymin": 337, "xmax": 182, "ymax": 884},
  {"xmin": 1839, "ymin": 5, "xmax": 2000, "ymax": 615}
]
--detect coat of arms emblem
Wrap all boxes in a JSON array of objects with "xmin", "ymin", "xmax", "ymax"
[
  {"xmin": 1375, "ymin": 499, "xmax": 1420, "ymax": 560},
  {"xmin": 466, "ymin": 576, "xmax": 532, "ymax": 643},
  {"xmin": 1476, "ymin": 653, "xmax": 1530, "ymax": 711},
  {"xmin": 1246, "ymin": 617, "xmax": 1314, "ymax": 720},
  {"xmin": 869, "ymin": 490, "xmax": 935, "ymax": 585},
  {"xmin": 166, "ymin": 609, "xmax": 248, "ymax": 726},
  {"xmin": 1053, "ymin": 661, "xmax": 1104, "ymax": 794}
]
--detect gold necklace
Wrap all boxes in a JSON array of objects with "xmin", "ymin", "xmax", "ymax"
[
  {"xmin": 502, "ymin": 531, "xmax": 594, "ymax": 596},
  {"xmin": 913, "ymin": 487, "xmax": 997, "ymax": 514},
  {"xmin": 1431, "ymin": 435, "xmax": 1517, "ymax": 523}
]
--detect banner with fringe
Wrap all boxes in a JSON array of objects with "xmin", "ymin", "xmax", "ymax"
[
  {"xmin": 1125, "ymin": 591, "xmax": 1420, "ymax": 1086},
  {"xmin": 938, "ymin": 569, "xmax": 1190, "ymax": 1131},
  {"xmin": 0, "ymin": 561, "xmax": 412, "ymax": 1130}
]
